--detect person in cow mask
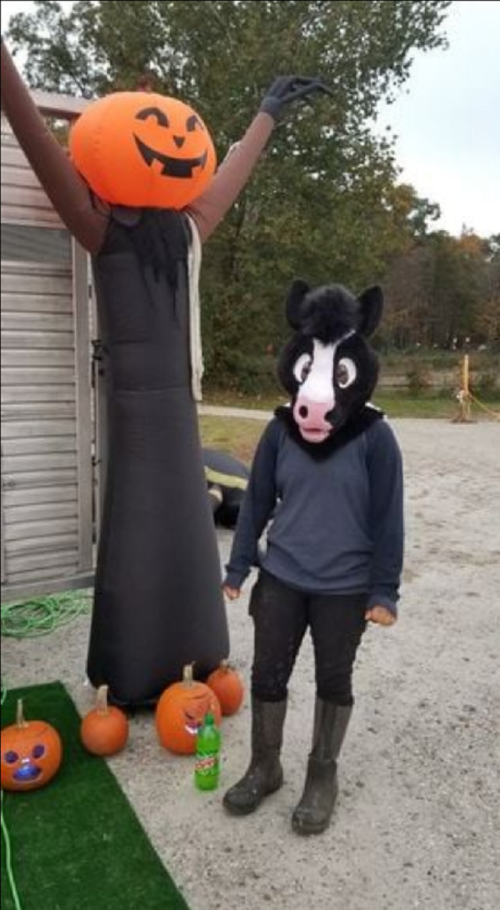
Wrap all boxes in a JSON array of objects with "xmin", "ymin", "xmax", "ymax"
[{"xmin": 222, "ymin": 279, "xmax": 404, "ymax": 835}]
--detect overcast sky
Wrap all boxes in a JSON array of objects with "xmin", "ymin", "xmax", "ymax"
[
  {"xmin": 2, "ymin": 0, "xmax": 499, "ymax": 238},
  {"xmin": 376, "ymin": 0, "xmax": 500, "ymax": 239}
]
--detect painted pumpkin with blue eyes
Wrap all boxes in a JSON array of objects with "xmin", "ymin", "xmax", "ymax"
[
  {"xmin": 1, "ymin": 699, "xmax": 62, "ymax": 792},
  {"xmin": 69, "ymin": 91, "xmax": 217, "ymax": 209}
]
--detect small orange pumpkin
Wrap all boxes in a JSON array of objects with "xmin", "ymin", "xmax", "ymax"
[
  {"xmin": 155, "ymin": 664, "xmax": 221, "ymax": 755},
  {"xmin": 69, "ymin": 91, "xmax": 216, "ymax": 209},
  {"xmin": 206, "ymin": 660, "xmax": 244, "ymax": 716},
  {"xmin": 80, "ymin": 685, "xmax": 129, "ymax": 756},
  {"xmin": 1, "ymin": 699, "xmax": 62, "ymax": 791}
]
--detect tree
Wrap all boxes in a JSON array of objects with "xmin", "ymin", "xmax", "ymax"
[
  {"xmin": 382, "ymin": 227, "xmax": 498, "ymax": 350},
  {"xmin": 475, "ymin": 235, "xmax": 500, "ymax": 347},
  {"xmin": 7, "ymin": 0, "xmax": 452, "ymax": 383}
]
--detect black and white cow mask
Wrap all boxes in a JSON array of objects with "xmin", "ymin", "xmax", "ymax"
[{"xmin": 277, "ymin": 279, "xmax": 382, "ymax": 445}]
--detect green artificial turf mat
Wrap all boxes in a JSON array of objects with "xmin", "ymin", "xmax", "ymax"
[{"xmin": 1, "ymin": 682, "xmax": 189, "ymax": 910}]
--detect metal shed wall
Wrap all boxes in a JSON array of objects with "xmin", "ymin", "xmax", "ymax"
[{"xmin": 1, "ymin": 101, "xmax": 94, "ymax": 601}]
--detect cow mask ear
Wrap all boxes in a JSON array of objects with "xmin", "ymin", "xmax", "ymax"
[
  {"xmin": 357, "ymin": 286, "xmax": 383, "ymax": 337},
  {"xmin": 286, "ymin": 279, "xmax": 310, "ymax": 329}
]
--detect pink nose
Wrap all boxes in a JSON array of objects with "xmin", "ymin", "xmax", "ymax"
[{"xmin": 293, "ymin": 396, "xmax": 333, "ymax": 432}]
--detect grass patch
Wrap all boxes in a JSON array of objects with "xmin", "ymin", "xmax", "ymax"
[
  {"xmin": 372, "ymin": 393, "xmax": 458, "ymax": 418},
  {"xmin": 200, "ymin": 393, "xmax": 499, "ymax": 464},
  {"xmin": 200, "ymin": 416, "xmax": 266, "ymax": 464},
  {"xmin": 1, "ymin": 682, "xmax": 189, "ymax": 910}
]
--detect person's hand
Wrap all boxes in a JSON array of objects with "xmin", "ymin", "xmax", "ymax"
[
  {"xmin": 365, "ymin": 605, "xmax": 397, "ymax": 626},
  {"xmin": 223, "ymin": 585, "xmax": 241, "ymax": 601},
  {"xmin": 260, "ymin": 76, "xmax": 332, "ymax": 121}
]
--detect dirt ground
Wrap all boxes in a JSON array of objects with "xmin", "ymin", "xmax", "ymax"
[{"xmin": 2, "ymin": 418, "xmax": 499, "ymax": 910}]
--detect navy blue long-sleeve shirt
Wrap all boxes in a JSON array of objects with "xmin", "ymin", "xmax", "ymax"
[{"xmin": 224, "ymin": 414, "xmax": 404, "ymax": 616}]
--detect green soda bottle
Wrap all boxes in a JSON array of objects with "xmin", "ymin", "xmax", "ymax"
[{"xmin": 194, "ymin": 712, "xmax": 221, "ymax": 791}]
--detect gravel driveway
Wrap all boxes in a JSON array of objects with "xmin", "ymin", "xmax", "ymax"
[{"xmin": 2, "ymin": 418, "xmax": 499, "ymax": 910}]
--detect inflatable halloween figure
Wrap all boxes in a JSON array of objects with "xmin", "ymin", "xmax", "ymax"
[
  {"xmin": 203, "ymin": 448, "xmax": 250, "ymax": 528},
  {"xmin": 1, "ymin": 38, "xmax": 330, "ymax": 705},
  {"xmin": 222, "ymin": 280, "xmax": 404, "ymax": 834}
]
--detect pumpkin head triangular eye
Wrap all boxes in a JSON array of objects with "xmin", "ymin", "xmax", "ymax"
[{"xmin": 135, "ymin": 106, "xmax": 170, "ymax": 128}]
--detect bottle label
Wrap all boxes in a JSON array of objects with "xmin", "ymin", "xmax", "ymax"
[{"xmin": 195, "ymin": 754, "xmax": 219, "ymax": 776}]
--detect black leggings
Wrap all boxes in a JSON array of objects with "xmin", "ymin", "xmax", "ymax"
[{"xmin": 249, "ymin": 570, "xmax": 368, "ymax": 706}]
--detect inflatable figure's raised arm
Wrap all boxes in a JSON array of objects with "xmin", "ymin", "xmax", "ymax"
[
  {"xmin": 1, "ymin": 38, "xmax": 107, "ymax": 254},
  {"xmin": 187, "ymin": 76, "xmax": 331, "ymax": 242}
]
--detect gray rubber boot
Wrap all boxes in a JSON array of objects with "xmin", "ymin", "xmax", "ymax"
[
  {"xmin": 223, "ymin": 697, "xmax": 287, "ymax": 815},
  {"xmin": 292, "ymin": 699, "xmax": 352, "ymax": 835}
]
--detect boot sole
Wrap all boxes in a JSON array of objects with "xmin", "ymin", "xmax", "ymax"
[
  {"xmin": 291, "ymin": 815, "xmax": 331, "ymax": 836},
  {"xmin": 291, "ymin": 796, "xmax": 337, "ymax": 836}
]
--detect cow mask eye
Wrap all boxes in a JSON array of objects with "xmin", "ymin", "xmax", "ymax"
[
  {"xmin": 293, "ymin": 353, "xmax": 313, "ymax": 384},
  {"xmin": 336, "ymin": 358, "xmax": 357, "ymax": 388}
]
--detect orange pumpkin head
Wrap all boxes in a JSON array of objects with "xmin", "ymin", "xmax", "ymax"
[
  {"xmin": 206, "ymin": 660, "xmax": 244, "ymax": 716},
  {"xmin": 155, "ymin": 664, "xmax": 221, "ymax": 755},
  {"xmin": 1, "ymin": 699, "xmax": 62, "ymax": 792},
  {"xmin": 69, "ymin": 91, "xmax": 216, "ymax": 209},
  {"xmin": 80, "ymin": 685, "xmax": 129, "ymax": 757}
]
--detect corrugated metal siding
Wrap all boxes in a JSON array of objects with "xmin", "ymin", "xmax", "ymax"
[
  {"xmin": 1, "ymin": 114, "xmax": 94, "ymax": 599},
  {"xmin": 2, "ymin": 263, "xmax": 81, "ymax": 588},
  {"xmin": 1, "ymin": 124, "xmax": 61, "ymax": 227}
]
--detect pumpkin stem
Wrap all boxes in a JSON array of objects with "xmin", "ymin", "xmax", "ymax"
[
  {"xmin": 16, "ymin": 698, "xmax": 28, "ymax": 729},
  {"xmin": 95, "ymin": 684, "xmax": 110, "ymax": 715},
  {"xmin": 220, "ymin": 659, "xmax": 230, "ymax": 673},
  {"xmin": 182, "ymin": 663, "xmax": 195, "ymax": 688}
]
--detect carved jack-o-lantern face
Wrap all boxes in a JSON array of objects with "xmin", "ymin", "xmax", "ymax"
[{"xmin": 69, "ymin": 92, "xmax": 217, "ymax": 209}]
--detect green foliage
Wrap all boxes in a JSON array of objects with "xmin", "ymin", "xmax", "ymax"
[
  {"xmin": 472, "ymin": 369, "xmax": 500, "ymax": 401},
  {"xmin": 205, "ymin": 350, "xmax": 281, "ymax": 397},
  {"xmin": 8, "ymin": 0, "xmax": 459, "ymax": 385},
  {"xmin": 405, "ymin": 362, "xmax": 432, "ymax": 395},
  {"xmin": 382, "ymin": 231, "xmax": 500, "ymax": 351}
]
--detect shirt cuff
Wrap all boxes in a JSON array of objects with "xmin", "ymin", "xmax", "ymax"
[
  {"xmin": 367, "ymin": 593, "xmax": 398, "ymax": 618},
  {"xmin": 223, "ymin": 570, "xmax": 246, "ymax": 591}
]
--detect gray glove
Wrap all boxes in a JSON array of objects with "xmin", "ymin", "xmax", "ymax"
[{"xmin": 260, "ymin": 76, "xmax": 332, "ymax": 120}]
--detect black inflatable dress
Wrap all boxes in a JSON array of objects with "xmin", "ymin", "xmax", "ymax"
[{"xmin": 86, "ymin": 211, "xmax": 229, "ymax": 702}]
